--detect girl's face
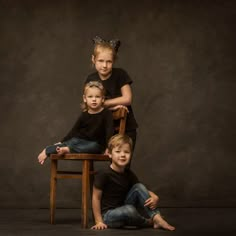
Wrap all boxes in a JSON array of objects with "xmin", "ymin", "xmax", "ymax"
[
  {"xmin": 92, "ymin": 47, "xmax": 114, "ymax": 80},
  {"xmin": 83, "ymin": 87, "xmax": 104, "ymax": 113}
]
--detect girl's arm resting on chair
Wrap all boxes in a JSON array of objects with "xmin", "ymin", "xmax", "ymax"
[
  {"xmin": 104, "ymin": 84, "xmax": 132, "ymax": 108},
  {"xmin": 91, "ymin": 186, "xmax": 107, "ymax": 230}
]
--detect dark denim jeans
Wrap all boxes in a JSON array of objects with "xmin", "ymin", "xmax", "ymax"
[
  {"xmin": 103, "ymin": 183, "xmax": 160, "ymax": 228},
  {"xmin": 45, "ymin": 137, "xmax": 103, "ymax": 156}
]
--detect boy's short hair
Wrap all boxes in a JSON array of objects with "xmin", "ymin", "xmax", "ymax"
[{"xmin": 107, "ymin": 134, "xmax": 133, "ymax": 154}]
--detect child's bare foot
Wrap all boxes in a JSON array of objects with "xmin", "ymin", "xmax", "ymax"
[
  {"xmin": 153, "ymin": 214, "xmax": 175, "ymax": 231},
  {"xmin": 38, "ymin": 149, "xmax": 47, "ymax": 165},
  {"xmin": 56, "ymin": 146, "xmax": 70, "ymax": 155}
]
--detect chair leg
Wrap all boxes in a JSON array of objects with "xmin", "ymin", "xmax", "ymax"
[
  {"xmin": 89, "ymin": 161, "xmax": 95, "ymax": 223},
  {"xmin": 50, "ymin": 159, "xmax": 57, "ymax": 224},
  {"xmin": 89, "ymin": 161, "xmax": 94, "ymax": 198},
  {"xmin": 81, "ymin": 160, "xmax": 90, "ymax": 228}
]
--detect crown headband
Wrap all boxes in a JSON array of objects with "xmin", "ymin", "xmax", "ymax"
[{"xmin": 92, "ymin": 36, "xmax": 121, "ymax": 53}]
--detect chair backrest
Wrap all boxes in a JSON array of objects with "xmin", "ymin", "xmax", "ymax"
[{"xmin": 112, "ymin": 107, "xmax": 127, "ymax": 135}]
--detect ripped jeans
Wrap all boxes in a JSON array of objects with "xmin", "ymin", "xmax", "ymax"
[{"xmin": 103, "ymin": 183, "xmax": 160, "ymax": 228}]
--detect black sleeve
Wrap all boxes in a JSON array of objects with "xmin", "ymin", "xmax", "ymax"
[
  {"xmin": 85, "ymin": 75, "xmax": 90, "ymax": 84},
  {"xmin": 93, "ymin": 170, "xmax": 107, "ymax": 190},
  {"xmin": 85, "ymin": 73, "xmax": 99, "ymax": 84},
  {"xmin": 118, "ymin": 69, "xmax": 133, "ymax": 88},
  {"xmin": 61, "ymin": 114, "xmax": 82, "ymax": 142}
]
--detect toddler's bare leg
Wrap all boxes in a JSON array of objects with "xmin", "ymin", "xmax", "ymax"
[
  {"xmin": 38, "ymin": 149, "xmax": 47, "ymax": 165},
  {"xmin": 153, "ymin": 214, "xmax": 175, "ymax": 231},
  {"xmin": 56, "ymin": 146, "xmax": 70, "ymax": 155}
]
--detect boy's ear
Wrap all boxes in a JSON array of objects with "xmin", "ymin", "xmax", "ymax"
[{"xmin": 108, "ymin": 152, "xmax": 112, "ymax": 159}]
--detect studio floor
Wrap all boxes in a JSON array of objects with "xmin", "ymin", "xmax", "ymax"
[{"xmin": 1, "ymin": 208, "xmax": 236, "ymax": 236}]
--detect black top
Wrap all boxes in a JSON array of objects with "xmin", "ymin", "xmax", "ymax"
[
  {"xmin": 61, "ymin": 108, "xmax": 114, "ymax": 150},
  {"xmin": 94, "ymin": 166, "xmax": 139, "ymax": 214},
  {"xmin": 85, "ymin": 68, "xmax": 138, "ymax": 131}
]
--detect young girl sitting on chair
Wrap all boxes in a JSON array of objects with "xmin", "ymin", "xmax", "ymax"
[{"xmin": 38, "ymin": 81, "xmax": 114, "ymax": 165}]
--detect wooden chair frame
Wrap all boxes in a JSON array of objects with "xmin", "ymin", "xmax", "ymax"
[{"xmin": 50, "ymin": 107, "xmax": 127, "ymax": 228}]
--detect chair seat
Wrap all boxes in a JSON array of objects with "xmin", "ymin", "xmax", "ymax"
[{"xmin": 51, "ymin": 153, "xmax": 110, "ymax": 161}]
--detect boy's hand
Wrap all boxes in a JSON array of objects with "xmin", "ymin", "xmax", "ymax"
[
  {"xmin": 91, "ymin": 222, "xmax": 107, "ymax": 230},
  {"xmin": 144, "ymin": 194, "xmax": 159, "ymax": 210}
]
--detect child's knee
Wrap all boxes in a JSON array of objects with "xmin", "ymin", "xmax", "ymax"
[
  {"xmin": 133, "ymin": 183, "xmax": 147, "ymax": 192},
  {"xmin": 124, "ymin": 205, "xmax": 138, "ymax": 217}
]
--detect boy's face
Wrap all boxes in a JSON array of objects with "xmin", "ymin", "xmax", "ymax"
[{"xmin": 109, "ymin": 143, "xmax": 132, "ymax": 170}]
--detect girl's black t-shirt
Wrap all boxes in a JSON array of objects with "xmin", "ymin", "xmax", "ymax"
[{"xmin": 85, "ymin": 68, "xmax": 138, "ymax": 131}]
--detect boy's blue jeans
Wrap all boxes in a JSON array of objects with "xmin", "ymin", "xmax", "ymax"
[
  {"xmin": 103, "ymin": 183, "xmax": 160, "ymax": 228},
  {"xmin": 45, "ymin": 137, "xmax": 103, "ymax": 156}
]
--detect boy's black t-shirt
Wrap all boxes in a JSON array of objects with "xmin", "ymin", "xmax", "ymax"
[
  {"xmin": 85, "ymin": 68, "xmax": 138, "ymax": 131},
  {"xmin": 94, "ymin": 166, "xmax": 139, "ymax": 214}
]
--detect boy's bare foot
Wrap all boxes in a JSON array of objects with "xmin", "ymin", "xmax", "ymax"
[
  {"xmin": 153, "ymin": 214, "xmax": 175, "ymax": 231},
  {"xmin": 56, "ymin": 146, "xmax": 70, "ymax": 155},
  {"xmin": 38, "ymin": 149, "xmax": 47, "ymax": 165}
]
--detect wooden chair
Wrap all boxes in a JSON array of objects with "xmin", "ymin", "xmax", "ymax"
[{"xmin": 50, "ymin": 107, "xmax": 127, "ymax": 228}]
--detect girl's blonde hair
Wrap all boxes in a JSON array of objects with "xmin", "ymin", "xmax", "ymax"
[
  {"xmin": 81, "ymin": 81, "xmax": 105, "ymax": 111},
  {"xmin": 107, "ymin": 134, "xmax": 133, "ymax": 154},
  {"xmin": 93, "ymin": 43, "xmax": 117, "ymax": 61}
]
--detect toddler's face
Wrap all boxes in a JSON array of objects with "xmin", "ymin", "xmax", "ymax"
[{"xmin": 83, "ymin": 87, "xmax": 104, "ymax": 112}]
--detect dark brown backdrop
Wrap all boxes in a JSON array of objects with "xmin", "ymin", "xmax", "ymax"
[{"xmin": 0, "ymin": 0, "xmax": 235, "ymax": 208}]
